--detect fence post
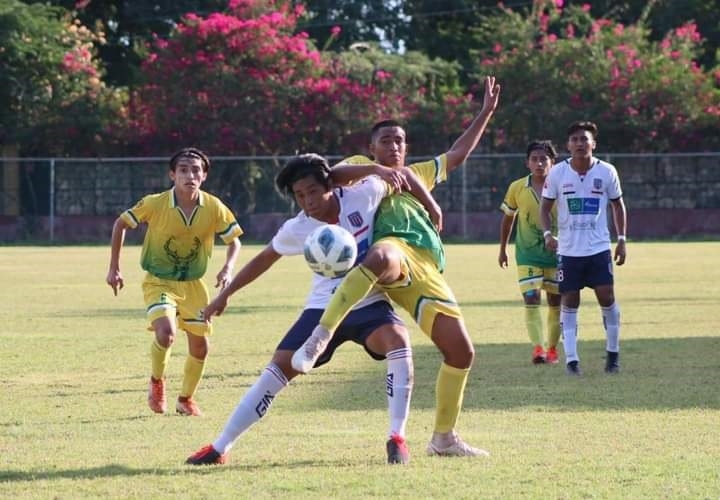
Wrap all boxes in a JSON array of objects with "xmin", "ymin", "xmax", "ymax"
[
  {"xmin": 461, "ymin": 160, "xmax": 467, "ymax": 240},
  {"xmin": 49, "ymin": 159, "xmax": 55, "ymax": 242}
]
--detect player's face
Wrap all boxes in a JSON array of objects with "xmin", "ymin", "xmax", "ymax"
[
  {"xmin": 526, "ymin": 150, "xmax": 552, "ymax": 178},
  {"xmin": 369, "ymin": 126, "xmax": 407, "ymax": 168},
  {"xmin": 567, "ymin": 130, "xmax": 596, "ymax": 159},
  {"xmin": 292, "ymin": 176, "xmax": 334, "ymax": 221},
  {"xmin": 170, "ymin": 158, "xmax": 207, "ymax": 195}
]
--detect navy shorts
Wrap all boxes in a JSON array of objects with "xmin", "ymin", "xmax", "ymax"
[
  {"xmin": 557, "ymin": 250, "xmax": 614, "ymax": 293},
  {"xmin": 276, "ymin": 300, "xmax": 404, "ymax": 368}
]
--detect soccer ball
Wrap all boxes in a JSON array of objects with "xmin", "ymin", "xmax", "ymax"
[{"xmin": 303, "ymin": 224, "xmax": 358, "ymax": 278}]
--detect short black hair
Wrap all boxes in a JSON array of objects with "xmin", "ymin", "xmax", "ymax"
[
  {"xmin": 370, "ymin": 119, "xmax": 404, "ymax": 141},
  {"xmin": 169, "ymin": 147, "xmax": 210, "ymax": 172},
  {"xmin": 275, "ymin": 153, "xmax": 331, "ymax": 198},
  {"xmin": 567, "ymin": 121, "xmax": 599, "ymax": 140},
  {"xmin": 526, "ymin": 140, "xmax": 558, "ymax": 160}
]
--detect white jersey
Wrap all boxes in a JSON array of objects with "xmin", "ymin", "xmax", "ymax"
[
  {"xmin": 542, "ymin": 157, "xmax": 623, "ymax": 256},
  {"xmin": 271, "ymin": 175, "xmax": 391, "ymax": 310}
]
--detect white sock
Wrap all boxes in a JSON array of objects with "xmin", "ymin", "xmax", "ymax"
[
  {"xmin": 213, "ymin": 363, "xmax": 288, "ymax": 454},
  {"xmin": 561, "ymin": 306, "xmax": 579, "ymax": 363},
  {"xmin": 386, "ymin": 348, "xmax": 413, "ymax": 438},
  {"xmin": 602, "ymin": 302, "xmax": 621, "ymax": 352}
]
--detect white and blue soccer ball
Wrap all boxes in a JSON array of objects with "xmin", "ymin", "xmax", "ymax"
[{"xmin": 303, "ymin": 224, "xmax": 358, "ymax": 278}]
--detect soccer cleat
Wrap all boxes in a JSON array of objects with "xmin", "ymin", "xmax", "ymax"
[
  {"xmin": 426, "ymin": 432, "xmax": 490, "ymax": 458},
  {"xmin": 545, "ymin": 346, "xmax": 559, "ymax": 364},
  {"xmin": 565, "ymin": 360, "xmax": 582, "ymax": 376},
  {"xmin": 532, "ymin": 345, "xmax": 546, "ymax": 364},
  {"xmin": 148, "ymin": 376, "xmax": 167, "ymax": 414},
  {"xmin": 291, "ymin": 324, "xmax": 332, "ymax": 373},
  {"xmin": 186, "ymin": 444, "xmax": 227, "ymax": 465},
  {"xmin": 386, "ymin": 434, "xmax": 410, "ymax": 465},
  {"xmin": 176, "ymin": 397, "xmax": 203, "ymax": 416},
  {"xmin": 605, "ymin": 351, "xmax": 620, "ymax": 374}
]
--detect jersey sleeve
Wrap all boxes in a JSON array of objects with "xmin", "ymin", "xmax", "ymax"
[
  {"xmin": 213, "ymin": 199, "xmax": 244, "ymax": 244},
  {"xmin": 120, "ymin": 194, "xmax": 154, "ymax": 228},
  {"xmin": 500, "ymin": 179, "xmax": 519, "ymax": 215},
  {"xmin": 607, "ymin": 165, "xmax": 623, "ymax": 200},
  {"xmin": 409, "ymin": 154, "xmax": 448, "ymax": 192},
  {"xmin": 271, "ymin": 217, "xmax": 305, "ymax": 256}
]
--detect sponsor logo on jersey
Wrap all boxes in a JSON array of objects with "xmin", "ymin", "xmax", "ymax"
[
  {"xmin": 567, "ymin": 197, "xmax": 600, "ymax": 215},
  {"xmin": 347, "ymin": 211, "xmax": 364, "ymax": 227}
]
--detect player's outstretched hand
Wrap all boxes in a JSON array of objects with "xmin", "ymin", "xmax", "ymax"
[
  {"xmin": 375, "ymin": 165, "xmax": 410, "ymax": 192},
  {"xmin": 203, "ymin": 294, "xmax": 228, "ymax": 322},
  {"xmin": 106, "ymin": 268, "xmax": 124, "ymax": 296},
  {"xmin": 614, "ymin": 240, "xmax": 626, "ymax": 266},
  {"xmin": 482, "ymin": 75, "xmax": 501, "ymax": 114},
  {"xmin": 427, "ymin": 198, "xmax": 443, "ymax": 232}
]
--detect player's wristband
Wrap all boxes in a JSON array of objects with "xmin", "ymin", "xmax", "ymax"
[
  {"xmin": 617, "ymin": 235, "xmax": 626, "ymax": 242},
  {"xmin": 543, "ymin": 230, "xmax": 552, "ymax": 238}
]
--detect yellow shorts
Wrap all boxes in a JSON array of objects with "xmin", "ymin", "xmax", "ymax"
[
  {"xmin": 141, "ymin": 273, "xmax": 212, "ymax": 336},
  {"xmin": 376, "ymin": 237, "xmax": 462, "ymax": 336},
  {"xmin": 516, "ymin": 265, "xmax": 559, "ymax": 295}
]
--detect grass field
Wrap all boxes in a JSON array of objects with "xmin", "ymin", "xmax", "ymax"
[{"xmin": 1, "ymin": 242, "xmax": 719, "ymax": 499}]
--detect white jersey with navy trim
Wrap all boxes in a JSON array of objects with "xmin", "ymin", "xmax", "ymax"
[
  {"xmin": 272, "ymin": 175, "xmax": 391, "ymax": 310},
  {"xmin": 542, "ymin": 157, "xmax": 622, "ymax": 256}
]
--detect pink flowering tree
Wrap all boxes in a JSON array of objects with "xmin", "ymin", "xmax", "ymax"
[
  {"xmin": 469, "ymin": 0, "xmax": 720, "ymax": 152},
  {"xmin": 127, "ymin": 0, "xmax": 420, "ymax": 156},
  {"xmin": 126, "ymin": 0, "xmax": 473, "ymax": 213}
]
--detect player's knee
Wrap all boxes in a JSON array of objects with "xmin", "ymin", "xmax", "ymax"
[
  {"xmin": 522, "ymin": 289, "xmax": 541, "ymax": 304},
  {"xmin": 363, "ymin": 244, "xmax": 402, "ymax": 283}
]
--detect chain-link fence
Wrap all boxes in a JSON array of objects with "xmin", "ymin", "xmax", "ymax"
[{"xmin": 2, "ymin": 152, "xmax": 719, "ymax": 242}]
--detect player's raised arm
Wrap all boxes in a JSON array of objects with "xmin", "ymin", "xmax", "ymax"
[
  {"xmin": 204, "ymin": 244, "xmax": 282, "ymax": 320},
  {"xmin": 445, "ymin": 76, "xmax": 501, "ymax": 173}
]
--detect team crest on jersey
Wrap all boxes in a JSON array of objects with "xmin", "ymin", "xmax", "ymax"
[
  {"xmin": 347, "ymin": 211, "xmax": 364, "ymax": 228},
  {"xmin": 593, "ymin": 178, "xmax": 603, "ymax": 190}
]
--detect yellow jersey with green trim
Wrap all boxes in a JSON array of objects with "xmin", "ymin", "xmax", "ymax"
[
  {"xmin": 373, "ymin": 155, "xmax": 447, "ymax": 272},
  {"xmin": 500, "ymin": 175, "xmax": 557, "ymax": 268},
  {"xmin": 120, "ymin": 189, "xmax": 243, "ymax": 281}
]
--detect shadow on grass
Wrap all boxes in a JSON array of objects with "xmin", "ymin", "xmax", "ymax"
[
  {"xmin": 297, "ymin": 337, "xmax": 720, "ymax": 412},
  {"xmin": 0, "ymin": 459, "xmax": 369, "ymax": 483},
  {"xmin": 55, "ymin": 304, "xmax": 297, "ymax": 319}
]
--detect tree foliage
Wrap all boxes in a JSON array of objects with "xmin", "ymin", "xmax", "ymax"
[
  {"xmin": 0, "ymin": 0, "xmax": 124, "ymax": 155},
  {"xmin": 466, "ymin": 0, "xmax": 720, "ymax": 152}
]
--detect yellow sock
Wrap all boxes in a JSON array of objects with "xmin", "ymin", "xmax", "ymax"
[
  {"xmin": 524, "ymin": 304, "xmax": 543, "ymax": 346},
  {"xmin": 319, "ymin": 265, "xmax": 378, "ymax": 332},
  {"xmin": 180, "ymin": 355, "xmax": 205, "ymax": 399},
  {"xmin": 547, "ymin": 305, "xmax": 561, "ymax": 348},
  {"xmin": 150, "ymin": 340, "xmax": 171, "ymax": 380},
  {"xmin": 434, "ymin": 362, "xmax": 469, "ymax": 433}
]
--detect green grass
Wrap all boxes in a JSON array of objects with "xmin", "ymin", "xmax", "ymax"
[{"xmin": 1, "ymin": 242, "xmax": 719, "ymax": 499}]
